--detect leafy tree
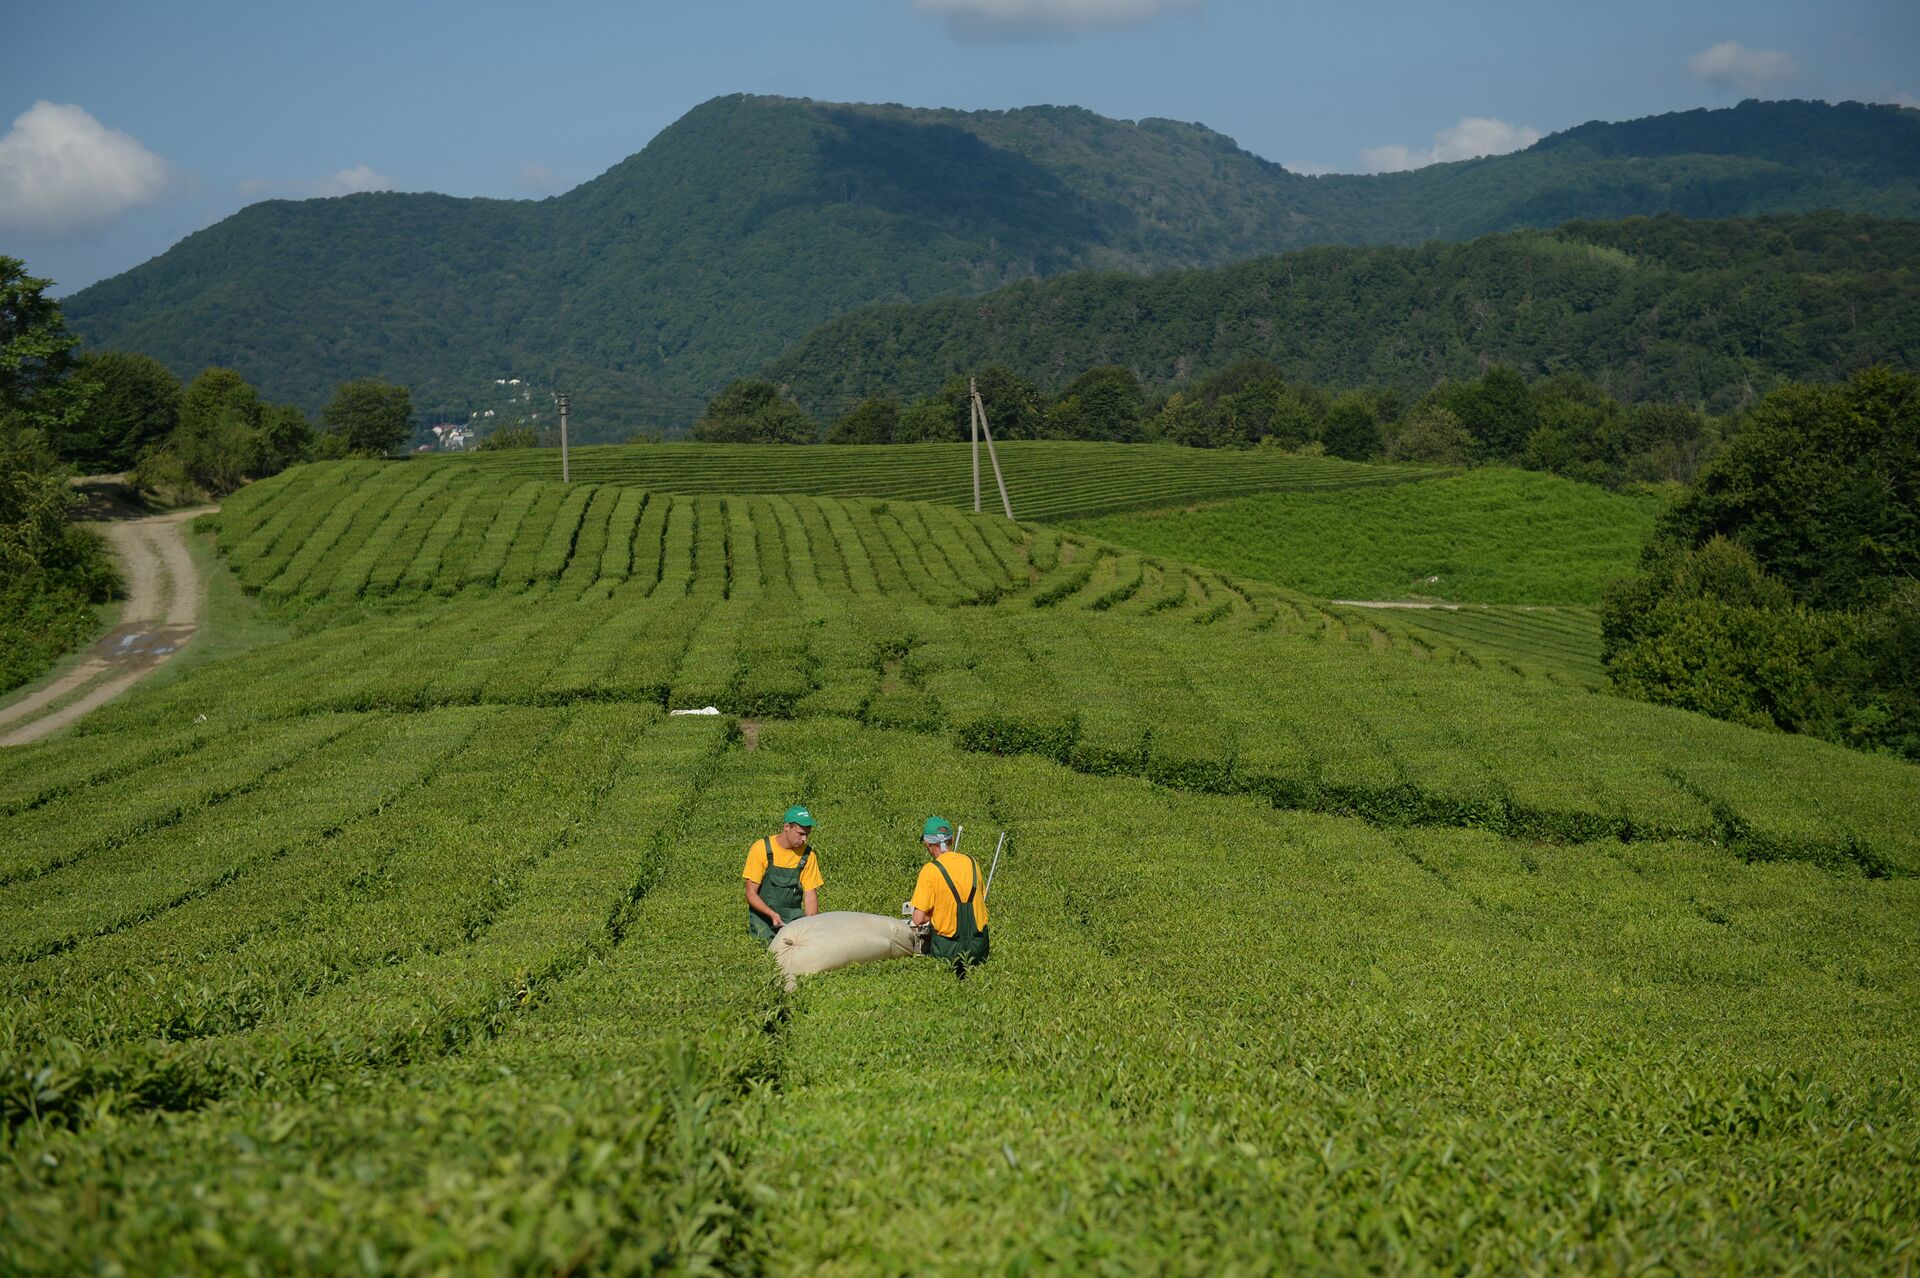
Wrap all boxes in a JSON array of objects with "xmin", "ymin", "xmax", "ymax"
[
  {"xmin": 826, "ymin": 398, "xmax": 899, "ymax": 445},
  {"xmin": 1607, "ymin": 586, "xmax": 1852, "ymax": 735},
  {"xmin": 1046, "ymin": 367, "xmax": 1144, "ymax": 441},
  {"xmin": 1, "ymin": 412, "xmax": 118, "ymax": 691},
  {"xmin": 1, "ymin": 256, "xmax": 93, "ymax": 433},
  {"xmin": 60, "ymin": 351, "xmax": 181, "ymax": 473},
  {"xmin": 1609, "ymin": 402, "xmax": 1697, "ymax": 459},
  {"xmin": 1434, "ymin": 366, "xmax": 1534, "ymax": 459},
  {"xmin": 140, "ymin": 367, "xmax": 313, "ymax": 496},
  {"xmin": 254, "ymin": 403, "xmax": 315, "ymax": 474},
  {"xmin": 894, "ymin": 397, "xmax": 959, "ymax": 443},
  {"xmin": 1657, "ymin": 368, "xmax": 1918, "ymax": 610},
  {"xmin": 1158, "ymin": 362, "xmax": 1300, "ymax": 448},
  {"xmin": 690, "ymin": 380, "xmax": 817, "ymax": 444},
  {"xmin": 1603, "ymin": 370, "xmax": 1920, "ymax": 759},
  {"xmin": 179, "ymin": 367, "xmax": 262, "ymax": 438},
  {"xmin": 1385, "ymin": 406, "xmax": 1472, "ymax": 464},
  {"xmin": 1321, "ymin": 391, "xmax": 1381, "ymax": 461},
  {"xmin": 936, "ymin": 367, "xmax": 1042, "ymax": 442},
  {"xmin": 172, "ymin": 368, "xmax": 264, "ymax": 494},
  {"xmin": 323, "ymin": 380, "xmax": 414, "ymax": 456},
  {"xmin": 0, "ymin": 264, "xmax": 120, "ymax": 687}
]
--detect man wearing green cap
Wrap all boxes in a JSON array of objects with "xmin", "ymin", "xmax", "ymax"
[
  {"xmin": 909, "ymin": 815, "xmax": 990, "ymax": 973},
  {"xmin": 744, "ymin": 805, "xmax": 824, "ymax": 940}
]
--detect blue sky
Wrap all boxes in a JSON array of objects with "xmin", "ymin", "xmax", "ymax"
[{"xmin": 5, "ymin": 0, "xmax": 1916, "ymax": 294}]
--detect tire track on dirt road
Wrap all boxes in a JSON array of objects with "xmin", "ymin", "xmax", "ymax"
[{"xmin": 0, "ymin": 509, "xmax": 211, "ymax": 747}]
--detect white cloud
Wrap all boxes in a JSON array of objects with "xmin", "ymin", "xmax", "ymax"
[
  {"xmin": 236, "ymin": 164, "xmax": 396, "ymax": 200},
  {"xmin": 1877, "ymin": 90, "xmax": 1920, "ymax": 111},
  {"xmin": 1687, "ymin": 41, "xmax": 1798, "ymax": 95},
  {"xmin": 913, "ymin": 0, "xmax": 1201, "ymax": 40},
  {"xmin": 314, "ymin": 163, "xmax": 394, "ymax": 196},
  {"xmin": 0, "ymin": 101, "xmax": 172, "ymax": 237},
  {"xmin": 510, "ymin": 163, "xmax": 567, "ymax": 196},
  {"xmin": 1358, "ymin": 116, "xmax": 1542, "ymax": 174}
]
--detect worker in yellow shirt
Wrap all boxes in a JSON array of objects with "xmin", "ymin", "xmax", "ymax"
[
  {"xmin": 744, "ymin": 805, "xmax": 824, "ymax": 940},
  {"xmin": 909, "ymin": 815, "xmax": 989, "ymax": 973}
]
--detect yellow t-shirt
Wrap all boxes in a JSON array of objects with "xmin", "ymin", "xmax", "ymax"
[
  {"xmin": 911, "ymin": 852, "xmax": 989, "ymax": 937},
  {"xmin": 742, "ymin": 836, "xmax": 824, "ymax": 892}
]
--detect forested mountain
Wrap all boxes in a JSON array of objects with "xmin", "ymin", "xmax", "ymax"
[
  {"xmin": 766, "ymin": 213, "xmax": 1920, "ymax": 415},
  {"xmin": 62, "ymin": 95, "xmax": 1920, "ymax": 440}
]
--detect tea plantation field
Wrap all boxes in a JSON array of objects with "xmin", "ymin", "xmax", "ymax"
[
  {"xmin": 457, "ymin": 440, "xmax": 1448, "ymax": 521},
  {"xmin": 1066, "ymin": 467, "xmax": 1663, "ymax": 606},
  {"xmin": 4, "ymin": 460, "xmax": 1917, "ymax": 1274},
  {"xmin": 1065, "ymin": 468, "xmax": 1661, "ymax": 685}
]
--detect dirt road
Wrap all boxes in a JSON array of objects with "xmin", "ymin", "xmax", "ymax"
[{"xmin": 0, "ymin": 509, "xmax": 208, "ymax": 747}]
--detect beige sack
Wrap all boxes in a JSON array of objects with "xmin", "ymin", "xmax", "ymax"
[{"xmin": 770, "ymin": 911, "xmax": 916, "ymax": 988}]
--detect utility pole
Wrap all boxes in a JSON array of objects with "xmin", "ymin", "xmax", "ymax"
[
  {"xmin": 557, "ymin": 392, "xmax": 571, "ymax": 484},
  {"xmin": 970, "ymin": 379, "xmax": 1014, "ymax": 520},
  {"xmin": 969, "ymin": 377, "xmax": 982, "ymax": 514}
]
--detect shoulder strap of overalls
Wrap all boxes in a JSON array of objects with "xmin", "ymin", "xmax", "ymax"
[
  {"xmin": 766, "ymin": 835, "xmax": 810, "ymax": 875},
  {"xmin": 762, "ymin": 837, "xmax": 776, "ymax": 878},
  {"xmin": 931, "ymin": 855, "xmax": 974, "ymax": 905}
]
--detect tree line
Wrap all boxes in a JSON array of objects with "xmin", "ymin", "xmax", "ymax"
[
  {"xmin": 690, "ymin": 359, "xmax": 1723, "ymax": 489},
  {"xmin": 2, "ymin": 257, "xmax": 420, "ymax": 499},
  {"xmin": 54, "ymin": 352, "xmax": 418, "ymax": 501},
  {"xmin": 0, "ymin": 256, "xmax": 419, "ymax": 690},
  {"xmin": 764, "ymin": 212, "xmax": 1920, "ymax": 428}
]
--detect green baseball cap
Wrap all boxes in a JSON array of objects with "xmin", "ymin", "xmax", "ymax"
[
  {"xmin": 783, "ymin": 804, "xmax": 815, "ymax": 828},
  {"xmin": 921, "ymin": 815, "xmax": 953, "ymax": 843}
]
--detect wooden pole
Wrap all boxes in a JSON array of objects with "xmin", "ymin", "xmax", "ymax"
[
  {"xmin": 974, "ymin": 387, "xmax": 1014, "ymax": 520},
  {"xmin": 969, "ymin": 376, "xmax": 981, "ymax": 513},
  {"xmin": 557, "ymin": 392, "xmax": 571, "ymax": 484}
]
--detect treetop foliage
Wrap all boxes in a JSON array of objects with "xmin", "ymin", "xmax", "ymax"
[
  {"xmin": 322, "ymin": 380, "xmax": 415, "ymax": 457},
  {"xmin": 1603, "ymin": 368, "xmax": 1920, "ymax": 760},
  {"xmin": 1, "ymin": 256, "xmax": 92, "ymax": 434},
  {"xmin": 767, "ymin": 212, "xmax": 1920, "ymax": 421},
  {"xmin": 1655, "ymin": 368, "xmax": 1919, "ymax": 612},
  {"xmin": 689, "ymin": 380, "xmax": 817, "ymax": 444},
  {"xmin": 0, "ymin": 264, "xmax": 120, "ymax": 691}
]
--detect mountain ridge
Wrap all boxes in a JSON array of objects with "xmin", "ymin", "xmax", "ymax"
[{"xmin": 61, "ymin": 94, "xmax": 1920, "ymax": 440}]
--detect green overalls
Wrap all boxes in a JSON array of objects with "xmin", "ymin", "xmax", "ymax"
[
  {"xmin": 747, "ymin": 836, "xmax": 810, "ymax": 941},
  {"xmin": 929, "ymin": 856, "xmax": 990, "ymax": 966}
]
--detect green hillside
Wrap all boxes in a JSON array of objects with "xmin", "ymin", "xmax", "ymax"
[
  {"xmin": 767, "ymin": 212, "xmax": 1920, "ymax": 415},
  {"xmin": 1068, "ymin": 468, "xmax": 1664, "ymax": 606},
  {"xmin": 1068, "ymin": 468, "xmax": 1664, "ymax": 687},
  {"xmin": 4, "ymin": 459, "xmax": 1918, "ymax": 1270},
  {"xmin": 60, "ymin": 97, "xmax": 1920, "ymax": 438},
  {"xmin": 456, "ymin": 439, "xmax": 1447, "ymax": 520}
]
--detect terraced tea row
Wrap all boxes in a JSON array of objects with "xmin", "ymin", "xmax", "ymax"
[
  {"xmin": 7, "ymin": 713, "xmax": 1916, "ymax": 1273},
  {"xmin": 1, "ymin": 702, "xmax": 733, "ymax": 1089},
  {"xmin": 455, "ymin": 440, "xmax": 1447, "ymax": 520},
  {"xmin": 1377, "ymin": 604, "xmax": 1608, "ymax": 687},
  {"xmin": 57, "ymin": 465, "xmax": 1911, "ymax": 877},
  {"xmin": 211, "ymin": 461, "xmax": 1426, "ymax": 638}
]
